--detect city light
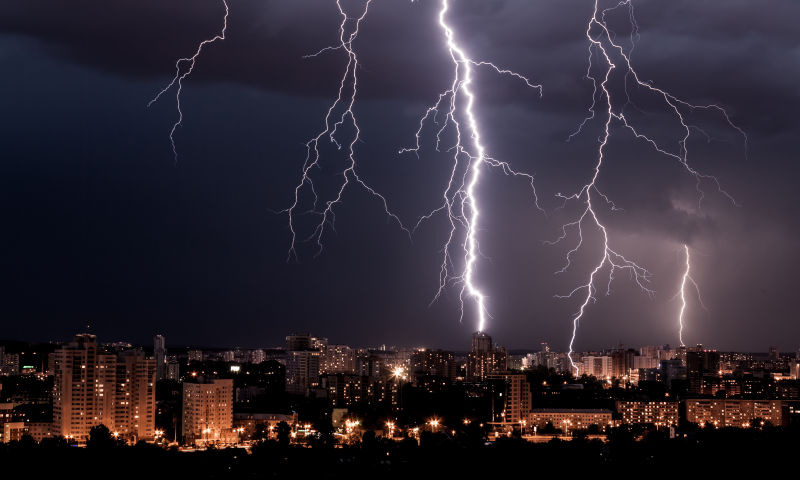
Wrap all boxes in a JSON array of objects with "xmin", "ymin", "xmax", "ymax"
[
  {"xmin": 391, "ymin": 366, "xmax": 407, "ymax": 381},
  {"xmin": 428, "ymin": 418, "xmax": 440, "ymax": 432},
  {"xmin": 344, "ymin": 419, "xmax": 361, "ymax": 436}
]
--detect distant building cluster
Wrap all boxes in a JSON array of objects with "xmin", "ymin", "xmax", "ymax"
[{"xmin": 0, "ymin": 331, "xmax": 799, "ymax": 447}]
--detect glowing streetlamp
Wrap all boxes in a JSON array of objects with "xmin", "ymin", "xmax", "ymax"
[
  {"xmin": 344, "ymin": 419, "xmax": 360, "ymax": 437},
  {"xmin": 428, "ymin": 418, "xmax": 440, "ymax": 433},
  {"xmin": 391, "ymin": 366, "xmax": 407, "ymax": 381}
]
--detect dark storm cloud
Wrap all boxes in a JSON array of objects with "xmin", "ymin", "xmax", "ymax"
[
  {"xmin": 0, "ymin": 0, "xmax": 798, "ymax": 352},
  {"xmin": 0, "ymin": 0, "xmax": 450, "ymax": 101},
  {"xmin": 3, "ymin": 0, "xmax": 797, "ymax": 134}
]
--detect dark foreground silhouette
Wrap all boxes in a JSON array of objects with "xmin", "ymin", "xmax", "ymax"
[{"xmin": 2, "ymin": 425, "xmax": 797, "ymax": 478}]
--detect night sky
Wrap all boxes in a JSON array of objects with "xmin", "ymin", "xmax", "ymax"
[{"xmin": 1, "ymin": 0, "xmax": 798, "ymax": 352}]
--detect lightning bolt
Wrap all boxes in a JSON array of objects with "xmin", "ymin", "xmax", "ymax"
[
  {"xmin": 399, "ymin": 0, "xmax": 542, "ymax": 333},
  {"xmin": 148, "ymin": 0, "xmax": 229, "ymax": 162},
  {"xmin": 555, "ymin": 0, "xmax": 746, "ymax": 373},
  {"xmin": 283, "ymin": 0, "xmax": 409, "ymax": 261},
  {"xmin": 677, "ymin": 244, "xmax": 705, "ymax": 347}
]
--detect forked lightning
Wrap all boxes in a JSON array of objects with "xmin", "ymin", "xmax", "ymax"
[
  {"xmin": 149, "ymin": 0, "xmax": 229, "ymax": 162},
  {"xmin": 555, "ymin": 0, "xmax": 745, "ymax": 372}
]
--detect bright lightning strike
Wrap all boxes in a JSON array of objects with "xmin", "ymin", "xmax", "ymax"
[
  {"xmin": 148, "ymin": 0, "xmax": 229, "ymax": 162},
  {"xmin": 283, "ymin": 0, "xmax": 409, "ymax": 261},
  {"xmin": 677, "ymin": 244, "xmax": 705, "ymax": 347},
  {"xmin": 555, "ymin": 0, "xmax": 746, "ymax": 373},
  {"xmin": 401, "ymin": 0, "xmax": 542, "ymax": 332}
]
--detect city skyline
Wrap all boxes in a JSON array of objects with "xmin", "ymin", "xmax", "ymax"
[
  {"xmin": 1, "ymin": 327, "xmax": 798, "ymax": 470},
  {"xmin": 2, "ymin": 330, "xmax": 797, "ymax": 359},
  {"xmin": 1, "ymin": 0, "xmax": 799, "ymax": 352}
]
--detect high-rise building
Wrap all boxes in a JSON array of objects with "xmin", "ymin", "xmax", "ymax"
[
  {"xmin": 250, "ymin": 349, "xmax": 266, "ymax": 365},
  {"xmin": 354, "ymin": 349, "xmax": 396, "ymax": 380},
  {"xmin": 286, "ymin": 351, "xmax": 321, "ymax": 395},
  {"xmin": 286, "ymin": 333, "xmax": 312, "ymax": 352},
  {"xmin": 633, "ymin": 356, "xmax": 659, "ymax": 370},
  {"xmin": 580, "ymin": 356, "xmax": 612, "ymax": 378},
  {"xmin": 52, "ymin": 334, "xmax": 100, "ymax": 441},
  {"xmin": 487, "ymin": 372, "xmax": 531, "ymax": 424},
  {"xmin": 686, "ymin": 348, "xmax": 720, "ymax": 394},
  {"xmin": 311, "ymin": 336, "xmax": 328, "ymax": 351},
  {"xmin": 112, "ymin": 351, "xmax": 156, "ymax": 441},
  {"xmin": 472, "ymin": 332, "xmax": 492, "ymax": 353},
  {"xmin": 768, "ymin": 346, "xmax": 779, "ymax": 360},
  {"xmin": 321, "ymin": 345, "xmax": 356, "ymax": 374},
  {"xmin": 661, "ymin": 358, "xmax": 687, "ymax": 388},
  {"xmin": 466, "ymin": 332, "xmax": 507, "ymax": 382},
  {"xmin": 182, "ymin": 379, "xmax": 234, "ymax": 445},
  {"xmin": 187, "ymin": 349, "xmax": 204, "ymax": 363},
  {"xmin": 410, "ymin": 349, "xmax": 457, "ymax": 382},
  {"xmin": 52, "ymin": 334, "xmax": 156, "ymax": 443},
  {"xmin": 166, "ymin": 357, "xmax": 180, "ymax": 381},
  {"xmin": 154, "ymin": 335, "xmax": 166, "ymax": 381},
  {"xmin": 611, "ymin": 349, "xmax": 636, "ymax": 378},
  {"xmin": 640, "ymin": 345, "xmax": 675, "ymax": 362},
  {"xmin": 0, "ymin": 352, "xmax": 20, "ymax": 376},
  {"xmin": 285, "ymin": 333, "xmax": 321, "ymax": 396},
  {"xmin": 323, "ymin": 374, "xmax": 371, "ymax": 407}
]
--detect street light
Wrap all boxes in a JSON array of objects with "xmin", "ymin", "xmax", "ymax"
[
  {"xmin": 392, "ymin": 366, "xmax": 407, "ymax": 381},
  {"xmin": 344, "ymin": 419, "xmax": 360, "ymax": 438},
  {"xmin": 428, "ymin": 418, "xmax": 440, "ymax": 433}
]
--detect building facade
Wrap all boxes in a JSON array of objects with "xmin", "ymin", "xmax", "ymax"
[
  {"xmin": 580, "ymin": 356, "xmax": 612, "ymax": 378},
  {"xmin": 321, "ymin": 345, "xmax": 356, "ymax": 374},
  {"xmin": 285, "ymin": 350, "xmax": 321, "ymax": 396},
  {"xmin": 616, "ymin": 401, "xmax": 679, "ymax": 427},
  {"xmin": 685, "ymin": 399, "xmax": 784, "ymax": 427},
  {"xmin": 411, "ymin": 349, "xmax": 457, "ymax": 382},
  {"xmin": 466, "ymin": 332, "xmax": 507, "ymax": 382},
  {"xmin": 487, "ymin": 372, "xmax": 531, "ymax": 424},
  {"xmin": 526, "ymin": 409, "xmax": 613, "ymax": 430},
  {"xmin": 182, "ymin": 379, "xmax": 234, "ymax": 445},
  {"xmin": 52, "ymin": 334, "xmax": 156, "ymax": 443},
  {"xmin": 154, "ymin": 335, "xmax": 166, "ymax": 381}
]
